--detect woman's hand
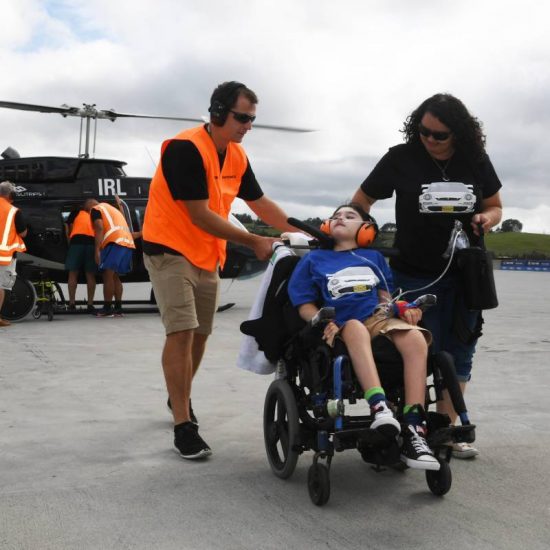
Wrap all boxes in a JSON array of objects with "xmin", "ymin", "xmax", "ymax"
[{"xmin": 323, "ymin": 321, "xmax": 340, "ymax": 347}]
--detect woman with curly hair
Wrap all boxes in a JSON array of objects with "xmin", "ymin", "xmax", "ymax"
[{"xmin": 353, "ymin": 93, "xmax": 503, "ymax": 459}]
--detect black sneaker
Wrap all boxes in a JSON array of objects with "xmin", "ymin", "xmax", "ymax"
[
  {"xmin": 167, "ymin": 398, "xmax": 198, "ymax": 425},
  {"xmin": 400, "ymin": 424, "xmax": 440, "ymax": 471},
  {"xmin": 87, "ymin": 305, "xmax": 97, "ymax": 314},
  {"xmin": 370, "ymin": 400, "xmax": 401, "ymax": 438},
  {"xmin": 67, "ymin": 303, "xmax": 77, "ymax": 312},
  {"xmin": 174, "ymin": 422, "xmax": 211, "ymax": 460}
]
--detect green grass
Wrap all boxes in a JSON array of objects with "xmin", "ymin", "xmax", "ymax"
[
  {"xmin": 245, "ymin": 223, "xmax": 550, "ymax": 259},
  {"xmin": 485, "ymin": 232, "xmax": 550, "ymax": 259}
]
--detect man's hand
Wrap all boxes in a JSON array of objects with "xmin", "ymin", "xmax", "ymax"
[{"xmin": 251, "ymin": 235, "xmax": 281, "ymax": 260}]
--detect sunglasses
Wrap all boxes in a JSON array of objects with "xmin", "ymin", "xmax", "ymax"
[
  {"xmin": 418, "ymin": 124, "xmax": 451, "ymax": 141},
  {"xmin": 230, "ymin": 110, "xmax": 256, "ymax": 124}
]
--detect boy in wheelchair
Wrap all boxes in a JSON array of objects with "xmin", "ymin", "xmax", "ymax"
[{"xmin": 288, "ymin": 203, "xmax": 439, "ymax": 471}]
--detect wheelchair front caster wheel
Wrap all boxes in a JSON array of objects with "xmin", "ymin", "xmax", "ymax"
[
  {"xmin": 32, "ymin": 307, "xmax": 42, "ymax": 320},
  {"xmin": 308, "ymin": 463, "xmax": 331, "ymax": 506},
  {"xmin": 426, "ymin": 459, "xmax": 452, "ymax": 496}
]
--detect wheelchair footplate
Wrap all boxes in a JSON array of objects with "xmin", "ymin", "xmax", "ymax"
[{"xmin": 428, "ymin": 423, "xmax": 476, "ymax": 449}]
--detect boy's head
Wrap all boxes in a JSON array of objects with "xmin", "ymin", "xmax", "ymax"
[{"xmin": 321, "ymin": 202, "xmax": 378, "ymax": 248}]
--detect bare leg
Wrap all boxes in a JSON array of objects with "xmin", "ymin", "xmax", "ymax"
[
  {"xmin": 191, "ymin": 333, "xmax": 209, "ymax": 377},
  {"xmin": 85, "ymin": 272, "xmax": 96, "ymax": 306},
  {"xmin": 163, "ymin": 330, "xmax": 194, "ymax": 425},
  {"xmin": 340, "ymin": 319, "xmax": 382, "ymax": 391},
  {"xmin": 0, "ymin": 288, "xmax": 4, "ymax": 311},
  {"xmin": 67, "ymin": 271, "xmax": 78, "ymax": 305},
  {"xmin": 102, "ymin": 269, "xmax": 115, "ymax": 304},
  {"xmin": 390, "ymin": 330, "xmax": 428, "ymax": 406},
  {"xmin": 113, "ymin": 273, "xmax": 123, "ymax": 302}
]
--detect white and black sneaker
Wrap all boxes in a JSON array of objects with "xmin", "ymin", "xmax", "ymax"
[
  {"xmin": 370, "ymin": 401, "xmax": 401, "ymax": 438},
  {"xmin": 174, "ymin": 422, "xmax": 211, "ymax": 460},
  {"xmin": 401, "ymin": 424, "xmax": 440, "ymax": 471}
]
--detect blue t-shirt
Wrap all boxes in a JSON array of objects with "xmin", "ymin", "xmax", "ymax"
[{"xmin": 288, "ymin": 248, "xmax": 394, "ymax": 326}]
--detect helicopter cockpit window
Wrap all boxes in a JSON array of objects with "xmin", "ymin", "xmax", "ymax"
[{"xmin": 105, "ymin": 165, "xmax": 126, "ymax": 178}]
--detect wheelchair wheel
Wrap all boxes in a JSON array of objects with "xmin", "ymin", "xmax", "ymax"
[
  {"xmin": 263, "ymin": 379, "xmax": 300, "ymax": 479},
  {"xmin": 308, "ymin": 463, "xmax": 331, "ymax": 506},
  {"xmin": 426, "ymin": 459, "xmax": 452, "ymax": 496},
  {"xmin": 0, "ymin": 277, "xmax": 36, "ymax": 321}
]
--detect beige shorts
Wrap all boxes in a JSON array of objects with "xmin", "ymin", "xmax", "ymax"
[
  {"xmin": 0, "ymin": 259, "xmax": 17, "ymax": 291},
  {"xmin": 364, "ymin": 311, "xmax": 432, "ymax": 346},
  {"xmin": 144, "ymin": 253, "xmax": 219, "ymax": 336}
]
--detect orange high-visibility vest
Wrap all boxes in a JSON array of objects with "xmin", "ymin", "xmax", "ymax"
[
  {"xmin": 92, "ymin": 203, "xmax": 135, "ymax": 250},
  {"xmin": 142, "ymin": 125, "xmax": 248, "ymax": 271},
  {"xmin": 69, "ymin": 210, "xmax": 95, "ymax": 239},
  {"xmin": 0, "ymin": 197, "xmax": 26, "ymax": 265}
]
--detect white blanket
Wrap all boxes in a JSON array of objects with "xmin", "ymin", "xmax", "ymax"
[{"xmin": 236, "ymin": 236, "xmax": 308, "ymax": 374}]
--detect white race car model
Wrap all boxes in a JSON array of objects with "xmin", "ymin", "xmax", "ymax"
[{"xmin": 419, "ymin": 181, "xmax": 475, "ymax": 214}]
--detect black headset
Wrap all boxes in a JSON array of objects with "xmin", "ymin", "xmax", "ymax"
[{"xmin": 208, "ymin": 81, "xmax": 246, "ymax": 126}]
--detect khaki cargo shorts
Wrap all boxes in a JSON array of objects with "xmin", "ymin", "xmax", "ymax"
[
  {"xmin": 0, "ymin": 259, "xmax": 17, "ymax": 291},
  {"xmin": 144, "ymin": 253, "xmax": 219, "ymax": 336},
  {"xmin": 364, "ymin": 311, "xmax": 432, "ymax": 346}
]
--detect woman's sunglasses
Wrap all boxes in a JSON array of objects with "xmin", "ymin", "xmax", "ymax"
[
  {"xmin": 418, "ymin": 123, "xmax": 451, "ymax": 142},
  {"xmin": 230, "ymin": 110, "xmax": 256, "ymax": 124}
]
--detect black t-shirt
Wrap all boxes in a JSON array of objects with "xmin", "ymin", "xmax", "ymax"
[
  {"xmin": 14, "ymin": 210, "xmax": 26, "ymax": 233},
  {"xmin": 143, "ymin": 137, "xmax": 263, "ymax": 256},
  {"xmin": 361, "ymin": 141, "xmax": 502, "ymax": 276}
]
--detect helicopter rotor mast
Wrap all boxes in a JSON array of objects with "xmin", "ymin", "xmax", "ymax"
[{"xmin": 0, "ymin": 99, "xmax": 313, "ymax": 158}]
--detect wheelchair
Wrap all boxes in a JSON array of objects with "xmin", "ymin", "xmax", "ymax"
[{"xmin": 241, "ymin": 248, "xmax": 476, "ymax": 507}]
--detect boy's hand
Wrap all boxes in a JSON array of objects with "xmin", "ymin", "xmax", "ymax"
[
  {"xmin": 323, "ymin": 321, "xmax": 339, "ymax": 347},
  {"xmin": 393, "ymin": 301, "xmax": 422, "ymax": 325}
]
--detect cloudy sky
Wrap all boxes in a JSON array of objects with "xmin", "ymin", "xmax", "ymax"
[{"xmin": 1, "ymin": 0, "xmax": 549, "ymax": 232}]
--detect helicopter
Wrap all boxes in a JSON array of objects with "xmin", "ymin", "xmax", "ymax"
[{"xmin": 0, "ymin": 100, "xmax": 311, "ymax": 321}]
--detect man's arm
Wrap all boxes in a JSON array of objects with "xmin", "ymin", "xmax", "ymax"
[
  {"xmin": 184, "ymin": 200, "xmax": 278, "ymax": 261},
  {"xmin": 245, "ymin": 195, "xmax": 296, "ymax": 233},
  {"xmin": 93, "ymin": 218, "xmax": 104, "ymax": 265}
]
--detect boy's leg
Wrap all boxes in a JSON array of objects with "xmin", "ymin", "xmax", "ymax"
[{"xmin": 340, "ymin": 319, "xmax": 400, "ymax": 436}]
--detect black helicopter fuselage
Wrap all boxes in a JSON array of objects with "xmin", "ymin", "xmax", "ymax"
[{"xmin": 1, "ymin": 155, "xmax": 263, "ymax": 282}]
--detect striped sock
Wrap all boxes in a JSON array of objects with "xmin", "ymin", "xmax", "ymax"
[
  {"xmin": 403, "ymin": 404, "xmax": 422, "ymax": 427},
  {"xmin": 365, "ymin": 386, "xmax": 386, "ymax": 407}
]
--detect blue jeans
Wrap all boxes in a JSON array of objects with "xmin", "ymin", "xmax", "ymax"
[{"xmin": 392, "ymin": 270, "xmax": 481, "ymax": 382}]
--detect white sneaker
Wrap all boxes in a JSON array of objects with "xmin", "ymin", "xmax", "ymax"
[
  {"xmin": 452, "ymin": 442, "xmax": 479, "ymax": 459},
  {"xmin": 400, "ymin": 425, "xmax": 440, "ymax": 471},
  {"xmin": 370, "ymin": 401, "xmax": 401, "ymax": 437}
]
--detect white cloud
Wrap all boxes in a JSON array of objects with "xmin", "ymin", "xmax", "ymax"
[{"xmin": 1, "ymin": 0, "xmax": 549, "ymax": 232}]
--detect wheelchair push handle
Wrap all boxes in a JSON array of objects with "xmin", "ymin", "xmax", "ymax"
[{"xmin": 310, "ymin": 307, "xmax": 336, "ymax": 327}]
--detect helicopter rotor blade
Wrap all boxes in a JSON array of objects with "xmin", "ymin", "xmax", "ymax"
[
  {"xmin": 0, "ymin": 100, "xmax": 77, "ymax": 116},
  {"xmin": 0, "ymin": 100, "xmax": 314, "ymax": 132}
]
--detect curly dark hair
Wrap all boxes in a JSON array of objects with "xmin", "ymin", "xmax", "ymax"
[{"xmin": 401, "ymin": 93, "xmax": 486, "ymax": 161}]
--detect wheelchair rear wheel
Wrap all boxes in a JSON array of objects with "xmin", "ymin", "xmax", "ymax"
[
  {"xmin": 426, "ymin": 458, "xmax": 452, "ymax": 496},
  {"xmin": 263, "ymin": 379, "xmax": 300, "ymax": 479},
  {"xmin": 308, "ymin": 463, "xmax": 330, "ymax": 506}
]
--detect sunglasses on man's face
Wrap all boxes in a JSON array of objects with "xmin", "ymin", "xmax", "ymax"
[
  {"xmin": 418, "ymin": 123, "xmax": 451, "ymax": 142},
  {"xmin": 230, "ymin": 110, "xmax": 256, "ymax": 124}
]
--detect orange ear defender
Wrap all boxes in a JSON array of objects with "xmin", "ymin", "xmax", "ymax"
[
  {"xmin": 355, "ymin": 223, "xmax": 378, "ymax": 248},
  {"xmin": 320, "ymin": 219, "xmax": 332, "ymax": 235}
]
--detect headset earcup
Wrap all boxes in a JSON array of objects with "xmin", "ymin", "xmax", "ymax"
[
  {"xmin": 356, "ymin": 224, "xmax": 378, "ymax": 247},
  {"xmin": 320, "ymin": 219, "xmax": 332, "ymax": 235}
]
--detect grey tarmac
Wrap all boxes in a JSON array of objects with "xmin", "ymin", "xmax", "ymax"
[{"xmin": 1, "ymin": 270, "xmax": 549, "ymax": 550}]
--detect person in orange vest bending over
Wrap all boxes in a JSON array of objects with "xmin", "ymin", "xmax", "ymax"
[
  {"xmin": 64, "ymin": 203, "xmax": 97, "ymax": 313},
  {"xmin": 0, "ymin": 181, "xmax": 27, "ymax": 327},
  {"xmin": 142, "ymin": 81, "xmax": 297, "ymax": 460},
  {"xmin": 86, "ymin": 198, "xmax": 135, "ymax": 317}
]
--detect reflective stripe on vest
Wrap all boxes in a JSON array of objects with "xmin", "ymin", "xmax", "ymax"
[
  {"xmin": 142, "ymin": 125, "xmax": 247, "ymax": 271},
  {"xmin": 0, "ymin": 200, "xmax": 26, "ymax": 265},
  {"xmin": 94, "ymin": 203, "xmax": 135, "ymax": 249}
]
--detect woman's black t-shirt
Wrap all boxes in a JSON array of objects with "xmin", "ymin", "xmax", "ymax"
[{"xmin": 361, "ymin": 141, "xmax": 502, "ymax": 276}]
